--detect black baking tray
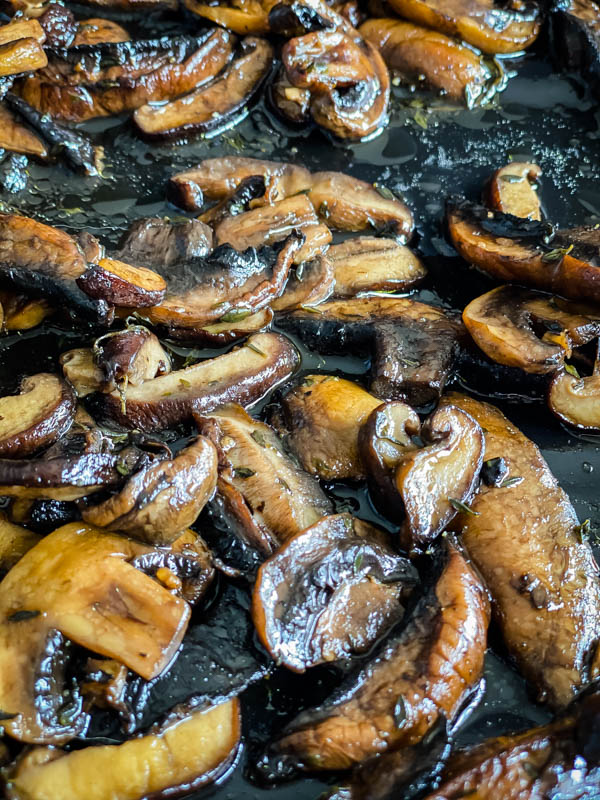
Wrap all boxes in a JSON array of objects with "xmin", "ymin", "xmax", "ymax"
[{"xmin": 1, "ymin": 13, "xmax": 599, "ymax": 799}]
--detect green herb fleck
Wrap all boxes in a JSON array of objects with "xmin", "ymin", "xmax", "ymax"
[
  {"xmin": 413, "ymin": 109, "xmax": 428, "ymax": 129},
  {"xmin": 234, "ymin": 467, "xmax": 256, "ymax": 479},
  {"xmin": 373, "ymin": 183, "xmax": 396, "ymax": 201},
  {"xmin": 499, "ymin": 476, "xmax": 523, "ymax": 489},
  {"xmin": 522, "ymin": 761, "xmax": 539, "ymax": 779},
  {"xmin": 116, "ymin": 462, "xmax": 130, "ymax": 477},
  {"xmin": 251, "ymin": 430, "xmax": 268, "ymax": 448},
  {"xmin": 541, "ymin": 244, "xmax": 573, "ymax": 263},
  {"xmin": 179, "ymin": 378, "xmax": 191, "ymax": 388},
  {"xmin": 448, "ymin": 498, "xmax": 480, "ymax": 516},
  {"xmin": 393, "ymin": 696, "xmax": 407, "ymax": 727},
  {"xmin": 220, "ymin": 308, "xmax": 252, "ymax": 323},
  {"xmin": 354, "ymin": 552, "xmax": 364, "ymax": 574},
  {"xmin": 300, "ymin": 304, "xmax": 322, "ymax": 314},
  {"xmin": 7, "ymin": 609, "xmax": 41, "ymax": 623},
  {"xmin": 565, "ymin": 363, "xmax": 580, "ymax": 378},
  {"xmin": 575, "ymin": 518, "xmax": 592, "ymax": 543},
  {"xmin": 246, "ymin": 342, "xmax": 266, "ymax": 357}
]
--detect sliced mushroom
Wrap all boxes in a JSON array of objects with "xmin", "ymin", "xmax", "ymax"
[
  {"xmin": 134, "ymin": 37, "xmax": 273, "ymax": 139},
  {"xmin": 360, "ymin": 18, "xmax": 493, "ymax": 103},
  {"xmin": 486, "ymin": 161, "xmax": 541, "ymax": 220},
  {"xmin": 279, "ymin": 296, "xmax": 461, "ymax": 406},
  {"xmin": 462, "ymin": 285, "xmax": 600, "ymax": 374},
  {"xmin": 549, "ymin": 352, "xmax": 600, "ymax": 430},
  {"xmin": 117, "ymin": 216, "xmax": 213, "ymax": 265},
  {"xmin": 270, "ymin": 254, "xmax": 334, "ymax": 312},
  {"xmin": 268, "ymin": 0, "xmax": 356, "ymax": 36},
  {"xmin": 73, "ymin": 18, "xmax": 130, "ymax": 47},
  {"xmin": 93, "ymin": 326, "xmax": 171, "ymax": 392},
  {"xmin": 82, "ymin": 436, "xmax": 217, "ymax": 545},
  {"xmin": 0, "ymin": 522, "xmax": 190, "ymax": 743},
  {"xmin": 0, "ymin": 512, "xmax": 40, "ymax": 575},
  {"xmin": 308, "ymin": 172, "xmax": 413, "ymax": 238},
  {"xmin": 446, "ymin": 196, "xmax": 600, "ymax": 304},
  {"xmin": 273, "ymin": 375, "xmax": 383, "ymax": 480},
  {"xmin": 93, "ymin": 332, "xmax": 299, "ymax": 431},
  {"xmin": 0, "ymin": 212, "xmax": 111, "ymax": 323},
  {"xmin": 328, "ymin": 236, "xmax": 426, "ymax": 296},
  {"xmin": 0, "ymin": 373, "xmax": 75, "ymax": 458},
  {"xmin": 60, "ymin": 349, "xmax": 103, "ymax": 398},
  {"xmin": 0, "ymin": 454, "xmax": 123, "ymax": 500},
  {"xmin": 252, "ymin": 513, "xmax": 418, "ymax": 672},
  {"xmin": 6, "ymin": 698, "xmax": 241, "ymax": 800},
  {"xmin": 0, "ymin": 19, "xmax": 46, "ymax": 46},
  {"xmin": 386, "ymin": 0, "xmax": 540, "ymax": 53},
  {"xmin": 76, "ymin": 258, "xmax": 166, "ymax": 308},
  {"xmin": 168, "ymin": 156, "xmax": 312, "ymax": 211},
  {"xmin": 214, "ymin": 194, "xmax": 332, "ymax": 266},
  {"xmin": 18, "ymin": 30, "xmax": 235, "ymax": 122},
  {"xmin": 261, "ymin": 537, "xmax": 489, "ymax": 774},
  {"xmin": 184, "ymin": 0, "xmax": 277, "ymax": 33},
  {"xmin": 268, "ymin": 67, "xmax": 312, "ymax": 126},
  {"xmin": 199, "ymin": 175, "xmax": 268, "ymax": 227},
  {"xmin": 551, "ymin": 0, "xmax": 600, "ymax": 99},
  {"xmin": 73, "ymin": 0, "xmax": 177, "ymax": 9},
  {"xmin": 37, "ymin": 3, "xmax": 77, "ymax": 48},
  {"xmin": 0, "ymin": 37, "xmax": 47, "ymax": 78},
  {"xmin": 196, "ymin": 404, "xmax": 332, "ymax": 548},
  {"xmin": 0, "ymin": 104, "xmax": 47, "ymax": 160},
  {"xmin": 444, "ymin": 392, "xmax": 600, "ymax": 709},
  {"xmin": 0, "ymin": 291, "xmax": 53, "ymax": 330}
]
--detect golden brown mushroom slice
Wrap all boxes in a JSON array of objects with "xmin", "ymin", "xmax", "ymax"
[
  {"xmin": 548, "ymin": 356, "xmax": 600, "ymax": 431},
  {"xmin": 184, "ymin": 0, "xmax": 278, "ymax": 33},
  {"xmin": 0, "ymin": 291, "xmax": 53, "ymax": 330},
  {"xmin": 6, "ymin": 698, "xmax": 241, "ymax": 800},
  {"xmin": 328, "ymin": 236, "xmax": 426, "ymax": 296},
  {"xmin": 0, "ymin": 105, "xmax": 48, "ymax": 160},
  {"xmin": 0, "ymin": 523, "xmax": 191, "ymax": 743},
  {"xmin": 0, "ymin": 37, "xmax": 47, "ymax": 78},
  {"xmin": 462, "ymin": 285, "xmax": 600, "ymax": 374},
  {"xmin": 0, "ymin": 19, "xmax": 46, "ymax": 46},
  {"xmin": 386, "ymin": 0, "xmax": 540, "ymax": 53},
  {"xmin": 486, "ymin": 161, "xmax": 541, "ymax": 220},
  {"xmin": 73, "ymin": 18, "xmax": 130, "ymax": 46},
  {"xmin": 261, "ymin": 536, "xmax": 489, "ymax": 774},
  {"xmin": 76, "ymin": 258, "xmax": 167, "ymax": 308},
  {"xmin": 0, "ymin": 373, "xmax": 76, "ymax": 458},
  {"xmin": 59, "ymin": 349, "xmax": 103, "ymax": 398},
  {"xmin": 252, "ymin": 513, "xmax": 418, "ymax": 672},
  {"xmin": 360, "ymin": 18, "xmax": 494, "ymax": 104},
  {"xmin": 82, "ymin": 436, "xmax": 218, "ymax": 545},
  {"xmin": 0, "ymin": 512, "xmax": 40, "ymax": 575},
  {"xmin": 444, "ymin": 392, "xmax": 600, "ymax": 709},
  {"xmin": 272, "ymin": 375, "xmax": 383, "ymax": 480}
]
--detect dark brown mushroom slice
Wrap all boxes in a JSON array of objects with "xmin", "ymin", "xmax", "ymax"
[
  {"xmin": 0, "ymin": 290, "xmax": 53, "ymax": 329},
  {"xmin": 268, "ymin": 0, "xmax": 354, "ymax": 35},
  {"xmin": 0, "ymin": 37, "xmax": 47, "ymax": 78},
  {"xmin": 0, "ymin": 511, "xmax": 41, "ymax": 576},
  {"xmin": 37, "ymin": 3, "xmax": 77, "ymax": 48},
  {"xmin": 0, "ymin": 453, "xmax": 123, "ymax": 500},
  {"xmin": 360, "ymin": 18, "xmax": 493, "ymax": 103},
  {"xmin": 329, "ymin": 237, "xmax": 426, "ymax": 297},
  {"xmin": 486, "ymin": 161, "xmax": 541, "ymax": 220},
  {"xmin": 168, "ymin": 156, "xmax": 312, "ymax": 212},
  {"xmin": 0, "ymin": 212, "xmax": 111, "ymax": 323},
  {"xmin": 549, "ymin": 362, "xmax": 600, "ymax": 431},
  {"xmin": 183, "ymin": 0, "xmax": 276, "ymax": 34},
  {"xmin": 117, "ymin": 216, "xmax": 213, "ymax": 266},
  {"xmin": 7, "ymin": 698, "xmax": 241, "ymax": 800},
  {"xmin": 551, "ymin": 0, "xmax": 600, "ymax": 98},
  {"xmin": 73, "ymin": 18, "xmax": 130, "ymax": 47},
  {"xmin": 273, "ymin": 375, "xmax": 383, "ymax": 480},
  {"xmin": 446, "ymin": 196, "xmax": 600, "ymax": 304},
  {"xmin": 279, "ymin": 296, "xmax": 461, "ymax": 406},
  {"xmin": 93, "ymin": 332, "xmax": 300, "ymax": 432},
  {"xmin": 76, "ymin": 258, "xmax": 166, "ymax": 308},
  {"xmin": 0, "ymin": 19, "xmax": 46, "ymax": 46},
  {"xmin": 268, "ymin": 67, "xmax": 312, "ymax": 126},
  {"xmin": 196, "ymin": 403, "xmax": 332, "ymax": 546},
  {"xmin": 0, "ymin": 373, "xmax": 76, "ymax": 458},
  {"xmin": 386, "ymin": 0, "xmax": 540, "ymax": 53},
  {"xmin": 93, "ymin": 326, "xmax": 171, "ymax": 392},
  {"xmin": 462, "ymin": 285, "xmax": 600, "ymax": 374},
  {"xmin": 0, "ymin": 522, "xmax": 190, "ymax": 744},
  {"xmin": 214, "ymin": 194, "xmax": 331, "ymax": 266},
  {"xmin": 18, "ymin": 30, "xmax": 235, "ymax": 122},
  {"xmin": 252, "ymin": 513, "xmax": 418, "ymax": 672},
  {"xmin": 261, "ymin": 536, "xmax": 489, "ymax": 775},
  {"xmin": 82, "ymin": 436, "xmax": 218, "ymax": 545},
  {"xmin": 0, "ymin": 104, "xmax": 47, "ymax": 160},
  {"xmin": 134, "ymin": 37, "xmax": 273, "ymax": 139},
  {"xmin": 199, "ymin": 175, "xmax": 267, "ymax": 227},
  {"xmin": 270, "ymin": 254, "xmax": 334, "ymax": 312},
  {"xmin": 74, "ymin": 0, "xmax": 177, "ymax": 9},
  {"xmin": 308, "ymin": 172, "xmax": 413, "ymax": 238},
  {"xmin": 443, "ymin": 392, "xmax": 600, "ymax": 709}
]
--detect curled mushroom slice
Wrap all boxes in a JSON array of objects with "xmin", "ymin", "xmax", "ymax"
[
  {"xmin": 268, "ymin": 67, "xmax": 312, "ymax": 126},
  {"xmin": 273, "ymin": 375, "xmax": 383, "ymax": 480},
  {"xmin": 82, "ymin": 436, "xmax": 218, "ymax": 545},
  {"xmin": 386, "ymin": 0, "xmax": 540, "ymax": 53},
  {"xmin": 93, "ymin": 332, "xmax": 299, "ymax": 432},
  {"xmin": 252, "ymin": 513, "xmax": 418, "ymax": 672},
  {"xmin": 486, "ymin": 161, "xmax": 541, "ymax": 220},
  {"xmin": 279, "ymin": 296, "xmax": 461, "ymax": 406},
  {"xmin": 73, "ymin": 18, "xmax": 130, "ymax": 46},
  {"xmin": 270, "ymin": 254, "xmax": 334, "ymax": 312},
  {"xmin": 196, "ymin": 404, "xmax": 332, "ymax": 548},
  {"xmin": 549, "ymin": 357, "xmax": 600, "ymax": 431},
  {"xmin": 134, "ymin": 37, "xmax": 273, "ymax": 139},
  {"xmin": 308, "ymin": 172, "xmax": 413, "ymax": 238},
  {"xmin": 360, "ymin": 18, "xmax": 494, "ymax": 103},
  {"xmin": 328, "ymin": 236, "xmax": 426, "ymax": 296},
  {"xmin": 76, "ymin": 258, "xmax": 166, "ymax": 308},
  {"xmin": 6, "ymin": 698, "xmax": 241, "ymax": 800},
  {"xmin": 444, "ymin": 392, "xmax": 600, "ymax": 709},
  {"xmin": 261, "ymin": 537, "xmax": 489, "ymax": 775},
  {"xmin": 0, "ymin": 105, "xmax": 48, "ymax": 160},
  {"xmin": 0, "ymin": 373, "xmax": 76, "ymax": 458},
  {"xmin": 463, "ymin": 285, "xmax": 600, "ymax": 374},
  {"xmin": 0, "ymin": 512, "xmax": 40, "ymax": 576},
  {"xmin": 0, "ymin": 523, "xmax": 190, "ymax": 743},
  {"xmin": 0, "ymin": 453, "xmax": 123, "ymax": 500},
  {"xmin": 0, "ymin": 37, "xmax": 47, "ymax": 78},
  {"xmin": 199, "ymin": 175, "xmax": 268, "ymax": 227},
  {"xmin": 168, "ymin": 156, "xmax": 312, "ymax": 211},
  {"xmin": 93, "ymin": 327, "xmax": 171, "ymax": 391},
  {"xmin": 0, "ymin": 291, "xmax": 53, "ymax": 330}
]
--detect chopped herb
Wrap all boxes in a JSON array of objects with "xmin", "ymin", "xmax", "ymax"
[
  {"xmin": 7, "ymin": 609, "xmax": 41, "ymax": 623},
  {"xmin": 161, "ymin": 391, "xmax": 173, "ymax": 397},
  {"xmin": 565, "ymin": 363, "xmax": 580, "ymax": 378},
  {"xmin": 251, "ymin": 429, "xmax": 268, "ymax": 447},
  {"xmin": 220, "ymin": 308, "xmax": 252, "ymax": 323},
  {"xmin": 399, "ymin": 357, "xmax": 420, "ymax": 367},
  {"xmin": 414, "ymin": 109, "xmax": 428, "ymax": 129},
  {"xmin": 373, "ymin": 183, "xmax": 396, "ymax": 201},
  {"xmin": 499, "ymin": 174, "xmax": 524, "ymax": 183},
  {"xmin": 179, "ymin": 378, "xmax": 191, "ymax": 388},
  {"xmin": 303, "ymin": 377, "xmax": 316, "ymax": 386},
  {"xmin": 575, "ymin": 518, "xmax": 592, "ymax": 542},
  {"xmin": 448, "ymin": 498, "xmax": 480, "ymax": 516},
  {"xmin": 58, "ymin": 699, "xmax": 81, "ymax": 727},
  {"xmin": 235, "ymin": 467, "xmax": 256, "ymax": 478},
  {"xmin": 246, "ymin": 342, "xmax": 266, "ymax": 356},
  {"xmin": 393, "ymin": 696, "xmax": 407, "ymax": 727},
  {"xmin": 499, "ymin": 476, "xmax": 523, "ymax": 488},
  {"xmin": 480, "ymin": 456, "xmax": 508, "ymax": 487},
  {"xmin": 279, "ymin": 477, "xmax": 291, "ymax": 491},
  {"xmin": 541, "ymin": 244, "xmax": 573, "ymax": 263},
  {"xmin": 522, "ymin": 761, "xmax": 539, "ymax": 779},
  {"xmin": 354, "ymin": 552, "xmax": 364, "ymax": 574},
  {"xmin": 314, "ymin": 458, "xmax": 331, "ymax": 474},
  {"xmin": 319, "ymin": 201, "xmax": 330, "ymax": 220},
  {"xmin": 295, "ymin": 262, "xmax": 305, "ymax": 282},
  {"xmin": 300, "ymin": 305, "xmax": 322, "ymax": 314},
  {"xmin": 116, "ymin": 462, "xmax": 130, "ymax": 477}
]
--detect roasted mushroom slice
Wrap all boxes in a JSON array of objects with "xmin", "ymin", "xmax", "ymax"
[
  {"xmin": 486, "ymin": 161, "xmax": 541, "ymax": 220},
  {"xmin": 360, "ymin": 18, "xmax": 494, "ymax": 104},
  {"xmin": 199, "ymin": 175, "xmax": 268, "ymax": 226},
  {"xmin": 446, "ymin": 196, "xmax": 600, "ymax": 304},
  {"xmin": 134, "ymin": 37, "xmax": 273, "ymax": 139},
  {"xmin": 328, "ymin": 236, "xmax": 426, "ymax": 296},
  {"xmin": 462, "ymin": 285, "xmax": 600, "ymax": 374},
  {"xmin": 0, "ymin": 19, "xmax": 46, "ymax": 46},
  {"xmin": 93, "ymin": 326, "xmax": 171, "ymax": 392},
  {"xmin": 0, "ymin": 512, "xmax": 40, "ymax": 575},
  {"xmin": 444, "ymin": 392, "xmax": 600, "ymax": 709},
  {"xmin": 268, "ymin": 0, "xmax": 356, "ymax": 35},
  {"xmin": 386, "ymin": 0, "xmax": 540, "ymax": 53},
  {"xmin": 0, "ymin": 104, "xmax": 47, "ymax": 160},
  {"xmin": 273, "ymin": 375, "xmax": 383, "ymax": 480},
  {"xmin": 0, "ymin": 373, "xmax": 75, "ymax": 458},
  {"xmin": 279, "ymin": 296, "xmax": 461, "ymax": 406},
  {"xmin": 184, "ymin": 0, "xmax": 278, "ymax": 33},
  {"xmin": 0, "ymin": 523, "xmax": 190, "ymax": 743},
  {"xmin": 18, "ymin": 30, "xmax": 235, "ymax": 122},
  {"xmin": 73, "ymin": 0, "xmax": 177, "ymax": 9},
  {"xmin": 0, "ymin": 291, "xmax": 53, "ymax": 330},
  {"xmin": 549, "ymin": 353, "xmax": 600, "ymax": 431},
  {"xmin": 6, "ymin": 698, "xmax": 241, "ymax": 800},
  {"xmin": 261, "ymin": 537, "xmax": 489, "ymax": 774},
  {"xmin": 0, "ymin": 37, "xmax": 47, "ymax": 78},
  {"xmin": 552, "ymin": 0, "xmax": 600, "ymax": 98},
  {"xmin": 76, "ymin": 258, "xmax": 166, "ymax": 308},
  {"xmin": 308, "ymin": 172, "xmax": 413, "ymax": 238},
  {"xmin": 0, "ymin": 212, "xmax": 110, "ymax": 323},
  {"xmin": 60, "ymin": 349, "xmax": 103, "ymax": 398},
  {"xmin": 270, "ymin": 254, "xmax": 334, "ymax": 312},
  {"xmin": 73, "ymin": 18, "xmax": 130, "ymax": 47},
  {"xmin": 93, "ymin": 332, "xmax": 299, "ymax": 431},
  {"xmin": 252, "ymin": 513, "xmax": 418, "ymax": 672},
  {"xmin": 37, "ymin": 3, "xmax": 77, "ymax": 48},
  {"xmin": 268, "ymin": 67, "xmax": 312, "ymax": 126},
  {"xmin": 117, "ymin": 216, "xmax": 213, "ymax": 265},
  {"xmin": 196, "ymin": 404, "xmax": 332, "ymax": 546},
  {"xmin": 82, "ymin": 436, "xmax": 217, "ymax": 545},
  {"xmin": 0, "ymin": 453, "xmax": 123, "ymax": 500}
]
